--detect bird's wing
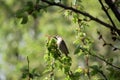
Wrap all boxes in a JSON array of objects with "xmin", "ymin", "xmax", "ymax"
[{"xmin": 59, "ymin": 40, "xmax": 69, "ymax": 56}]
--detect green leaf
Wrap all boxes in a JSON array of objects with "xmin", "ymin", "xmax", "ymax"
[
  {"xmin": 90, "ymin": 65, "xmax": 99, "ymax": 70},
  {"xmin": 74, "ymin": 45, "xmax": 80, "ymax": 54},
  {"xmin": 29, "ymin": 73, "xmax": 34, "ymax": 79},
  {"xmin": 63, "ymin": 66, "xmax": 70, "ymax": 74},
  {"xmin": 90, "ymin": 65, "xmax": 100, "ymax": 76},
  {"xmin": 31, "ymin": 11, "xmax": 38, "ymax": 18},
  {"xmin": 21, "ymin": 73, "xmax": 27, "ymax": 78},
  {"xmin": 107, "ymin": 58, "xmax": 113, "ymax": 63},
  {"xmin": 16, "ymin": 9, "xmax": 25, "ymax": 18},
  {"xmin": 64, "ymin": 11, "xmax": 71, "ymax": 17},
  {"xmin": 26, "ymin": 1, "xmax": 33, "ymax": 8},
  {"xmin": 25, "ymin": 1, "xmax": 34, "ymax": 14},
  {"xmin": 21, "ymin": 15, "xmax": 28, "ymax": 24},
  {"xmin": 74, "ymin": 68, "xmax": 83, "ymax": 77},
  {"xmin": 90, "ymin": 69, "xmax": 98, "ymax": 76}
]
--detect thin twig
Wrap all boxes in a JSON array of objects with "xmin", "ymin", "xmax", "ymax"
[
  {"xmin": 85, "ymin": 55, "xmax": 91, "ymax": 80},
  {"xmin": 27, "ymin": 56, "xmax": 30, "ymax": 80},
  {"xmin": 41, "ymin": 0, "xmax": 120, "ymax": 36},
  {"xmin": 90, "ymin": 53, "xmax": 120, "ymax": 70},
  {"xmin": 97, "ymin": 69, "xmax": 108, "ymax": 80},
  {"xmin": 97, "ymin": 31, "xmax": 120, "ymax": 51}
]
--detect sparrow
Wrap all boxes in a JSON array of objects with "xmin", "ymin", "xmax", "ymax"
[{"xmin": 54, "ymin": 36, "xmax": 69, "ymax": 56}]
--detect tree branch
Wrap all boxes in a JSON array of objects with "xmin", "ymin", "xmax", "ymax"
[
  {"xmin": 41, "ymin": 0, "xmax": 120, "ymax": 36},
  {"xmin": 80, "ymin": 48, "xmax": 120, "ymax": 70},
  {"xmin": 90, "ymin": 53, "xmax": 120, "ymax": 70},
  {"xmin": 105, "ymin": 0, "xmax": 120, "ymax": 22},
  {"xmin": 99, "ymin": 0, "xmax": 116, "ymax": 28}
]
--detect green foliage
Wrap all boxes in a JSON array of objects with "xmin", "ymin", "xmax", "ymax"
[
  {"xmin": 44, "ymin": 37, "xmax": 73, "ymax": 79},
  {"xmin": 16, "ymin": 0, "xmax": 48, "ymax": 24},
  {"xmin": 0, "ymin": 0, "xmax": 120, "ymax": 80}
]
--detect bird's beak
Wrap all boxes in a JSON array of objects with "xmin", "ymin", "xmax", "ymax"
[{"xmin": 53, "ymin": 36, "xmax": 57, "ymax": 40}]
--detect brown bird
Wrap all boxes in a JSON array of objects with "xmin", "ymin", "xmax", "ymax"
[{"xmin": 54, "ymin": 36, "xmax": 69, "ymax": 56}]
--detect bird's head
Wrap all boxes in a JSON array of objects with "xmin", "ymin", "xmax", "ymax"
[
  {"xmin": 54, "ymin": 36, "xmax": 64, "ymax": 48},
  {"xmin": 54, "ymin": 35, "xmax": 62, "ymax": 42}
]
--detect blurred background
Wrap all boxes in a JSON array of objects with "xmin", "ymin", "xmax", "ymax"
[{"xmin": 0, "ymin": 0, "xmax": 120, "ymax": 80}]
